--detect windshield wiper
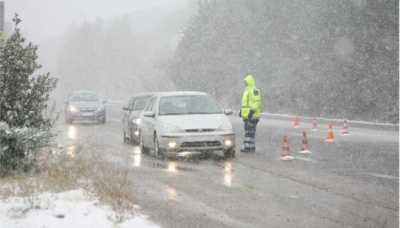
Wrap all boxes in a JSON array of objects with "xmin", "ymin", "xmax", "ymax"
[
  {"xmin": 160, "ymin": 112, "xmax": 222, "ymax": 115},
  {"xmin": 160, "ymin": 113, "xmax": 186, "ymax": 116}
]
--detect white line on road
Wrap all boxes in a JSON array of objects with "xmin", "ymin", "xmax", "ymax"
[
  {"xmin": 260, "ymin": 112, "xmax": 398, "ymax": 127},
  {"xmin": 366, "ymin": 173, "xmax": 399, "ymax": 181}
]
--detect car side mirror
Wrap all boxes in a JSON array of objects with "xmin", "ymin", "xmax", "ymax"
[
  {"xmin": 122, "ymin": 106, "xmax": 130, "ymax": 111},
  {"xmin": 224, "ymin": 109, "xmax": 233, "ymax": 116},
  {"xmin": 143, "ymin": 111, "xmax": 155, "ymax": 118}
]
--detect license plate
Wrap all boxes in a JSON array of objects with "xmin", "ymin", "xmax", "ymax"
[
  {"xmin": 189, "ymin": 136, "xmax": 215, "ymax": 141},
  {"xmin": 81, "ymin": 112, "xmax": 93, "ymax": 117}
]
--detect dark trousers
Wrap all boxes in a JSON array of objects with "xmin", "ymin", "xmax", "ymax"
[{"xmin": 241, "ymin": 118, "xmax": 259, "ymax": 152}]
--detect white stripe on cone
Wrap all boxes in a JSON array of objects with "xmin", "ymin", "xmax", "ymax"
[
  {"xmin": 280, "ymin": 155, "xmax": 295, "ymax": 161},
  {"xmin": 298, "ymin": 150, "xmax": 311, "ymax": 154}
]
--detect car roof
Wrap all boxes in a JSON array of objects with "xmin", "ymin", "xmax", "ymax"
[
  {"xmin": 70, "ymin": 90, "xmax": 98, "ymax": 95},
  {"xmin": 130, "ymin": 92, "xmax": 156, "ymax": 99},
  {"xmin": 155, "ymin": 91, "xmax": 208, "ymax": 97}
]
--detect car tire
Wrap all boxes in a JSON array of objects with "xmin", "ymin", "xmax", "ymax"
[
  {"xmin": 100, "ymin": 114, "xmax": 106, "ymax": 124},
  {"xmin": 224, "ymin": 149, "xmax": 235, "ymax": 159},
  {"xmin": 123, "ymin": 131, "xmax": 128, "ymax": 144},
  {"xmin": 153, "ymin": 134, "xmax": 164, "ymax": 160},
  {"xmin": 139, "ymin": 134, "xmax": 148, "ymax": 154}
]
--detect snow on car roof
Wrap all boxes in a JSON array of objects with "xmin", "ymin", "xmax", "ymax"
[
  {"xmin": 70, "ymin": 90, "xmax": 98, "ymax": 95},
  {"xmin": 130, "ymin": 92, "xmax": 156, "ymax": 98},
  {"xmin": 156, "ymin": 91, "xmax": 208, "ymax": 97}
]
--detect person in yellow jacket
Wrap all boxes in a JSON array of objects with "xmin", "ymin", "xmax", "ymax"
[{"xmin": 239, "ymin": 74, "xmax": 262, "ymax": 153}]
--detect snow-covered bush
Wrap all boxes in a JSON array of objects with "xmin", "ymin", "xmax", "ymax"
[
  {"xmin": 0, "ymin": 121, "xmax": 54, "ymax": 175},
  {"xmin": 0, "ymin": 15, "xmax": 57, "ymax": 175}
]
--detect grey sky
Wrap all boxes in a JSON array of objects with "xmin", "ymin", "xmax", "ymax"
[{"xmin": 4, "ymin": 0, "xmax": 189, "ymax": 42}]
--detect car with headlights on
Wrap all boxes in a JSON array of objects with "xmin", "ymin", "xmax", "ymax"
[
  {"xmin": 139, "ymin": 91, "xmax": 235, "ymax": 159},
  {"xmin": 122, "ymin": 93, "xmax": 153, "ymax": 144},
  {"xmin": 64, "ymin": 91, "xmax": 107, "ymax": 124}
]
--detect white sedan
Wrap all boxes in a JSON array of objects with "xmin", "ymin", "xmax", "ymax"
[{"xmin": 139, "ymin": 91, "xmax": 235, "ymax": 159}]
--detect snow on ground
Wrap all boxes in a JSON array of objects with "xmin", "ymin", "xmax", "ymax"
[{"xmin": 0, "ymin": 189, "xmax": 160, "ymax": 228}]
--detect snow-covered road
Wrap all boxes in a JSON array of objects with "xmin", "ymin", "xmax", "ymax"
[{"xmin": 5, "ymin": 104, "xmax": 397, "ymax": 228}]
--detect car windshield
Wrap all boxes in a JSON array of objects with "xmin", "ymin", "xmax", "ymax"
[
  {"xmin": 70, "ymin": 93, "xmax": 99, "ymax": 102},
  {"xmin": 133, "ymin": 96, "xmax": 151, "ymax": 111},
  {"xmin": 159, "ymin": 95, "xmax": 222, "ymax": 115}
]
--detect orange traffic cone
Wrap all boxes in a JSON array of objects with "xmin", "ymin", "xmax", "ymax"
[
  {"xmin": 325, "ymin": 123, "xmax": 335, "ymax": 143},
  {"xmin": 293, "ymin": 116, "xmax": 300, "ymax": 128},
  {"xmin": 299, "ymin": 131, "xmax": 311, "ymax": 154},
  {"xmin": 341, "ymin": 120, "xmax": 349, "ymax": 135},
  {"xmin": 280, "ymin": 135, "xmax": 294, "ymax": 161},
  {"xmin": 311, "ymin": 118, "xmax": 318, "ymax": 131}
]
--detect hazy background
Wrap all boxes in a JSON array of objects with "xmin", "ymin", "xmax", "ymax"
[
  {"xmin": 4, "ymin": 0, "xmax": 195, "ymax": 99},
  {"xmin": 4, "ymin": 0, "xmax": 192, "ymax": 41},
  {"xmin": 2, "ymin": 0, "xmax": 398, "ymax": 123},
  {"xmin": 168, "ymin": 0, "xmax": 398, "ymax": 123}
]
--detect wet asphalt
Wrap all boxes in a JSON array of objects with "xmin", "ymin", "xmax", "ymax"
[{"xmin": 59, "ymin": 106, "xmax": 398, "ymax": 228}]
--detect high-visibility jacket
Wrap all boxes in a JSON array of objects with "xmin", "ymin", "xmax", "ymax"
[{"xmin": 240, "ymin": 75, "xmax": 262, "ymax": 120}]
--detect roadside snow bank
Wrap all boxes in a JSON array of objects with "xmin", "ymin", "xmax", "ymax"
[{"xmin": 0, "ymin": 189, "xmax": 160, "ymax": 228}]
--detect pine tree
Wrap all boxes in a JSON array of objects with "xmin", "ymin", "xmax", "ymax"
[
  {"xmin": 0, "ymin": 15, "xmax": 57, "ymax": 174},
  {"xmin": 0, "ymin": 14, "xmax": 57, "ymax": 128}
]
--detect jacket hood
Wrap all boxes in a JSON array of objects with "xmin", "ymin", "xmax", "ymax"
[{"xmin": 244, "ymin": 75, "xmax": 255, "ymax": 88}]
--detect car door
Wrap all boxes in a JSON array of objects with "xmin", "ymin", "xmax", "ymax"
[{"xmin": 141, "ymin": 96, "xmax": 157, "ymax": 147}]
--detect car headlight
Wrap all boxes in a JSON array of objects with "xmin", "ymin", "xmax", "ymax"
[
  {"xmin": 132, "ymin": 118, "xmax": 142, "ymax": 125},
  {"xmin": 69, "ymin": 105, "xmax": 78, "ymax": 113},
  {"xmin": 224, "ymin": 139, "xmax": 233, "ymax": 147},
  {"xmin": 168, "ymin": 141, "xmax": 177, "ymax": 149}
]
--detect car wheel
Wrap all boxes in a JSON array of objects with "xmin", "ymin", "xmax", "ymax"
[
  {"xmin": 123, "ymin": 131, "xmax": 128, "ymax": 144},
  {"xmin": 153, "ymin": 134, "xmax": 164, "ymax": 159},
  {"xmin": 139, "ymin": 133, "xmax": 148, "ymax": 154},
  {"xmin": 100, "ymin": 114, "xmax": 106, "ymax": 124},
  {"xmin": 224, "ymin": 149, "xmax": 235, "ymax": 159}
]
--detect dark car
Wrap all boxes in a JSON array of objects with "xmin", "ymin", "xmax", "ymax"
[
  {"xmin": 122, "ymin": 93, "xmax": 153, "ymax": 145},
  {"xmin": 64, "ymin": 91, "xmax": 107, "ymax": 124}
]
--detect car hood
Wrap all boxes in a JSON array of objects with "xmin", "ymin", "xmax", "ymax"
[{"xmin": 158, "ymin": 114, "xmax": 232, "ymax": 131}]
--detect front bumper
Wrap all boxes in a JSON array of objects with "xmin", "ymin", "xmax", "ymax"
[
  {"xmin": 67, "ymin": 110, "xmax": 105, "ymax": 121},
  {"xmin": 159, "ymin": 132, "xmax": 235, "ymax": 158}
]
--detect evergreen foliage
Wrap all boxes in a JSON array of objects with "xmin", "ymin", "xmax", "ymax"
[
  {"xmin": 0, "ymin": 15, "xmax": 57, "ymax": 175},
  {"xmin": 169, "ymin": 0, "xmax": 398, "ymax": 123}
]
